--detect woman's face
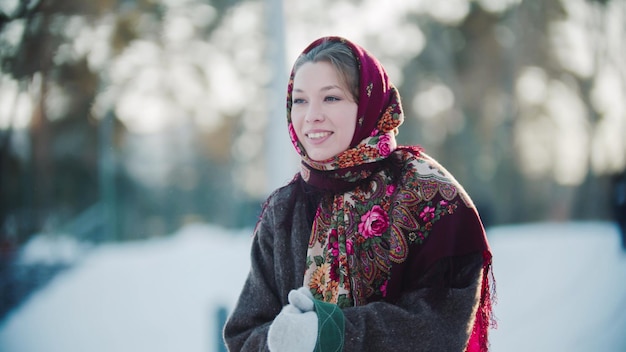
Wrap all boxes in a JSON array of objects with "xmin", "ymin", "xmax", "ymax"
[{"xmin": 291, "ymin": 61, "xmax": 358, "ymax": 161}]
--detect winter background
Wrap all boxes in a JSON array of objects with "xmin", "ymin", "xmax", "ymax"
[
  {"xmin": 0, "ymin": 221, "xmax": 625, "ymax": 352},
  {"xmin": 2, "ymin": 0, "xmax": 626, "ymax": 351}
]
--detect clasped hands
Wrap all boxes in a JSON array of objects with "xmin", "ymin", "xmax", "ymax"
[{"xmin": 267, "ymin": 287, "xmax": 318, "ymax": 352}]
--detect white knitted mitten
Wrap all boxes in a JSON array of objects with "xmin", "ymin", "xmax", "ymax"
[
  {"xmin": 267, "ymin": 303, "xmax": 318, "ymax": 352},
  {"xmin": 288, "ymin": 286, "xmax": 315, "ymax": 312}
]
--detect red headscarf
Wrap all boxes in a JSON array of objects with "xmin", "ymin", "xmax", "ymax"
[{"xmin": 287, "ymin": 36, "xmax": 406, "ymax": 191}]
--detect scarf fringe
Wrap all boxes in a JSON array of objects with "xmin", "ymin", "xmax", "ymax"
[{"xmin": 466, "ymin": 250, "xmax": 496, "ymax": 352}]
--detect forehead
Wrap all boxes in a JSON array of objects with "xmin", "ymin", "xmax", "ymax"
[{"xmin": 293, "ymin": 61, "xmax": 344, "ymax": 90}]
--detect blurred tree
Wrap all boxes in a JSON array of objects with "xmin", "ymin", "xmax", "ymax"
[
  {"xmin": 0, "ymin": 0, "xmax": 252, "ymax": 245},
  {"xmin": 1, "ymin": 0, "xmax": 122, "ymax": 243},
  {"xmin": 392, "ymin": 0, "xmax": 624, "ymax": 226},
  {"xmin": 1, "ymin": 0, "xmax": 624, "ymax": 248}
]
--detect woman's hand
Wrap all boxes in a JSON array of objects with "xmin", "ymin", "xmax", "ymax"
[{"xmin": 267, "ymin": 287, "xmax": 318, "ymax": 352}]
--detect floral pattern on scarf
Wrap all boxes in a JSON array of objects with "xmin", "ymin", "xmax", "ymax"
[{"xmin": 302, "ymin": 150, "xmax": 464, "ymax": 307}]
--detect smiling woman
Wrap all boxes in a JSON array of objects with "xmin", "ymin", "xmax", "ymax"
[{"xmin": 224, "ymin": 36, "xmax": 495, "ymax": 352}]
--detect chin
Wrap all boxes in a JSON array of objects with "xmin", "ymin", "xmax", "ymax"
[{"xmin": 309, "ymin": 154, "xmax": 336, "ymax": 162}]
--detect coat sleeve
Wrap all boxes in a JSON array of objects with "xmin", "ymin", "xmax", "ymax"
[
  {"xmin": 222, "ymin": 219, "xmax": 277, "ymax": 352},
  {"xmin": 340, "ymin": 252, "xmax": 483, "ymax": 352},
  {"xmin": 223, "ymin": 186, "xmax": 309, "ymax": 351}
]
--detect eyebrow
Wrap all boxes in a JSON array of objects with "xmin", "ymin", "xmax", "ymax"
[{"xmin": 293, "ymin": 85, "xmax": 342, "ymax": 93}]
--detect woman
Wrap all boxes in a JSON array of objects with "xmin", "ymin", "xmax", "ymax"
[{"xmin": 224, "ymin": 36, "xmax": 495, "ymax": 352}]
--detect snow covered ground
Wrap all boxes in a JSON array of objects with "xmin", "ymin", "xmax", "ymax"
[
  {"xmin": 0, "ymin": 221, "xmax": 624, "ymax": 352},
  {"xmin": 488, "ymin": 222, "xmax": 626, "ymax": 351}
]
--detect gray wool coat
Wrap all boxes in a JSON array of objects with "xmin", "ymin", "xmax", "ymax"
[{"xmin": 223, "ymin": 179, "xmax": 484, "ymax": 352}]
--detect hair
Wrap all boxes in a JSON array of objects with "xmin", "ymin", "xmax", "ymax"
[{"xmin": 293, "ymin": 39, "xmax": 360, "ymax": 102}]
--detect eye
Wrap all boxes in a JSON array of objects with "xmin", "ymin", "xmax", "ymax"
[
  {"xmin": 292, "ymin": 98, "xmax": 306, "ymax": 104},
  {"xmin": 324, "ymin": 96, "xmax": 340, "ymax": 102}
]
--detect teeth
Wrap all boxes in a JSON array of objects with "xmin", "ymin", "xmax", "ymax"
[{"xmin": 307, "ymin": 132, "xmax": 331, "ymax": 139}]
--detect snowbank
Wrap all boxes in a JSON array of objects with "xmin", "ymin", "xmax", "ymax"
[
  {"xmin": 0, "ymin": 221, "xmax": 624, "ymax": 352},
  {"xmin": 488, "ymin": 221, "xmax": 626, "ymax": 352},
  {"xmin": 0, "ymin": 223, "xmax": 252, "ymax": 352}
]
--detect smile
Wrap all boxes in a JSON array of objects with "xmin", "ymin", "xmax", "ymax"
[{"xmin": 306, "ymin": 131, "xmax": 332, "ymax": 139}]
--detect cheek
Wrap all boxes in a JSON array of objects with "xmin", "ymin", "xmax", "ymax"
[
  {"xmin": 341, "ymin": 108, "xmax": 358, "ymax": 139},
  {"xmin": 291, "ymin": 112, "xmax": 305, "ymax": 139}
]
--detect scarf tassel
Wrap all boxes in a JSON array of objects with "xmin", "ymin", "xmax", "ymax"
[{"xmin": 466, "ymin": 250, "xmax": 496, "ymax": 352}]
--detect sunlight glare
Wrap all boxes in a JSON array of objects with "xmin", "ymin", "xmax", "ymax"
[
  {"xmin": 591, "ymin": 65, "xmax": 624, "ymax": 117},
  {"xmin": 549, "ymin": 9, "xmax": 593, "ymax": 78},
  {"xmin": 376, "ymin": 23, "xmax": 425, "ymax": 60},
  {"xmin": 590, "ymin": 65, "xmax": 626, "ymax": 173},
  {"xmin": 592, "ymin": 115, "xmax": 626, "ymax": 174},
  {"xmin": 164, "ymin": 14, "xmax": 195, "ymax": 44},
  {"xmin": 207, "ymin": 56, "xmax": 246, "ymax": 116},
  {"xmin": 514, "ymin": 115, "xmax": 553, "ymax": 179},
  {"xmin": 478, "ymin": 0, "xmax": 521, "ymax": 14},
  {"xmin": 0, "ymin": 19, "xmax": 25, "ymax": 53},
  {"xmin": 0, "ymin": 0, "xmax": 18, "ymax": 15},
  {"xmin": 110, "ymin": 40, "xmax": 161, "ymax": 85},
  {"xmin": 516, "ymin": 66, "xmax": 548, "ymax": 106},
  {"xmin": 168, "ymin": 63, "xmax": 205, "ymax": 113},
  {"xmin": 424, "ymin": 0, "xmax": 470, "ymax": 25},
  {"xmin": 546, "ymin": 80, "xmax": 589, "ymax": 186},
  {"xmin": 0, "ymin": 75, "xmax": 32, "ymax": 130},
  {"xmin": 116, "ymin": 92, "xmax": 174, "ymax": 134},
  {"xmin": 189, "ymin": 4, "xmax": 217, "ymax": 28},
  {"xmin": 44, "ymin": 83, "xmax": 71, "ymax": 122},
  {"xmin": 413, "ymin": 83, "xmax": 455, "ymax": 120}
]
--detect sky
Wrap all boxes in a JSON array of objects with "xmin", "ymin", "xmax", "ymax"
[{"xmin": 0, "ymin": 221, "xmax": 625, "ymax": 352}]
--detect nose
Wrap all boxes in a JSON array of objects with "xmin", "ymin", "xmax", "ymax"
[{"xmin": 305, "ymin": 103, "xmax": 324, "ymax": 123}]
